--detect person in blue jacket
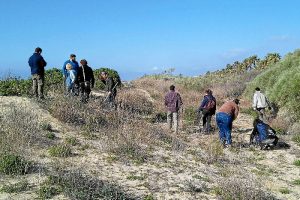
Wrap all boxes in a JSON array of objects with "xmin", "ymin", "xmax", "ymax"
[
  {"xmin": 28, "ymin": 47, "xmax": 47, "ymax": 99},
  {"xmin": 250, "ymin": 118, "xmax": 278, "ymax": 149},
  {"xmin": 198, "ymin": 89, "xmax": 216, "ymax": 133},
  {"xmin": 62, "ymin": 54, "xmax": 79, "ymax": 95}
]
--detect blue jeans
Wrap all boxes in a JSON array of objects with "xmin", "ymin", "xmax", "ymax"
[{"xmin": 216, "ymin": 112, "xmax": 233, "ymax": 145}]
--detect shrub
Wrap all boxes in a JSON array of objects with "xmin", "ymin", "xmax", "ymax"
[
  {"xmin": 0, "ymin": 154, "xmax": 31, "ymax": 175},
  {"xmin": 292, "ymin": 133, "xmax": 300, "ymax": 146},
  {"xmin": 48, "ymin": 170, "xmax": 134, "ymax": 200},
  {"xmin": 48, "ymin": 144, "xmax": 72, "ymax": 157},
  {"xmin": 45, "ymin": 132, "xmax": 56, "ymax": 140},
  {"xmin": 292, "ymin": 179, "xmax": 300, "ymax": 185},
  {"xmin": 279, "ymin": 188, "xmax": 290, "ymax": 194},
  {"xmin": 65, "ymin": 137, "xmax": 79, "ymax": 146},
  {"xmin": 40, "ymin": 122, "xmax": 52, "ymax": 131},
  {"xmin": 37, "ymin": 184, "xmax": 61, "ymax": 199},
  {"xmin": 215, "ymin": 176, "xmax": 276, "ymax": 200},
  {"xmin": 293, "ymin": 160, "xmax": 300, "ymax": 167},
  {"xmin": 0, "ymin": 180, "xmax": 29, "ymax": 193},
  {"xmin": 184, "ymin": 106, "xmax": 197, "ymax": 124}
]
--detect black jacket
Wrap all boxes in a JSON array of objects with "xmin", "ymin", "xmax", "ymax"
[
  {"xmin": 104, "ymin": 77, "xmax": 117, "ymax": 95},
  {"xmin": 77, "ymin": 65, "xmax": 95, "ymax": 87}
]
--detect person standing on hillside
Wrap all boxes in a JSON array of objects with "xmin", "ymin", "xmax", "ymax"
[
  {"xmin": 99, "ymin": 71, "xmax": 118, "ymax": 109},
  {"xmin": 28, "ymin": 47, "xmax": 47, "ymax": 99},
  {"xmin": 198, "ymin": 89, "xmax": 216, "ymax": 133},
  {"xmin": 65, "ymin": 63, "xmax": 77, "ymax": 95},
  {"xmin": 62, "ymin": 54, "xmax": 79, "ymax": 95},
  {"xmin": 216, "ymin": 99, "xmax": 240, "ymax": 147},
  {"xmin": 164, "ymin": 85, "xmax": 183, "ymax": 134},
  {"xmin": 77, "ymin": 59, "xmax": 95, "ymax": 103},
  {"xmin": 252, "ymin": 87, "xmax": 271, "ymax": 122}
]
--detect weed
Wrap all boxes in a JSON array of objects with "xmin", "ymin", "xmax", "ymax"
[
  {"xmin": 40, "ymin": 122, "xmax": 52, "ymax": 131},
  {"xmin": 0, "ymin": 154, "xmax": 31, "ymax": 175},
  {"xmin": 292, "ymin": 179, "xmax": 300, "ymax": 185},
  {"xmin": 0, "ymin": 180, "xmax": 29, "ymax": 193},
  {"xmin": 48, "ymin": 170, "xmax": 134, "ymax": 200},
  {"xmin": 48, "ymin": 144, "xmax": 72, "ymax": 157},
  {"xmin": 144, "ymin": 194, "xmax": 155, "ymax": 200},
  {"xmin": 279, "ymin": 188, "xmax": 290, "ymax": 194},
  {"xmin": 292, "ymin": 133, "xmax": 300, "ymax": 146},
  {"xmin": 65, "ymin": 137, "xmax": 79, "ymax": 146},
  {"xmin": 126, "ymin": 174, "xmax": 145, "ymax": 181},
  {"xmin": 45, "ymin": 132, "xmax": 55, "ymax": 140},
  {"xmin": 37, "ymin": 184, "xmax": 61, "ymax": 199},
  {"xmin": 293, "ymin": 160, "xmax": 300, "ymax": 167}
]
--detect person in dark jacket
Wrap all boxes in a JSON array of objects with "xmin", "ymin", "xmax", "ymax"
[
  {"xmin": 198, "ymin": 89, "xmax": 216, "ymax": 133},
  {"xmin": 28, "ymin": 47, "xmax": 47, "ymax": 99},
  {"xmin": 250, "ymin": 118, "xmax": 278, "ymax": 150},
  {"xmin": 77, "ymin": 59, "xmax": 95, "ymax": 103},
  {"xmin": 164, "ymin": 85, "xmax": 183, "ymax": 134},
  {"xmin": 99, "ymin": 71, "xmax": 118, "ymax": 109}
]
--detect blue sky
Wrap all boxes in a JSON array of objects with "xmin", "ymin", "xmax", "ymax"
[{"xmin": 0, "ymin": 0, "xmax": 299, "ymax": 80}]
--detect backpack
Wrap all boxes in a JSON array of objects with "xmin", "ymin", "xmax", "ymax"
[{"xmin": 204, "ymin": 97, "xmax": 216, "ymax": 111}]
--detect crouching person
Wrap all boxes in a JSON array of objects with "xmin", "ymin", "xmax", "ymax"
[
  {"xmin": 216, "ymin": 99, "xmax": 240, "ymax": 147},
  {"xmin": 250, "ymin": 118, "xmax": 278, "ymax": 150},
  {"xmin": 78, "ymin": 59, "xmax": 95, "ymax": 103}
]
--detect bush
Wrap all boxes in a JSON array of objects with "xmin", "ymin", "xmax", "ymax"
[
  {"xmin": 293, "ymin": 160, "xmax": 300, "ymax": 167},
  {"xmin": 65, "ymin": 137, "xmax": 79, "ymax": 146},
  {"xmin": 48, "ymin": 170, "xmax": 134, "ymax": 200},
  {"xmin": 0, "ymin": 180, "xmax": 29, "ymax": 193},
  {"xmin": 48, "ymin": 144, "xmax": 72, "ymax": 157},
  {"xmin": 0, "ymin": 154, "xmax": 31, "ymax": 175},
  {"xmin": 45, "ymin": 132, "xmax": 56, "ymax": 140},
  {"xmin": 37, "ymin": 184, "xmax": 61, "ymax": 199}
]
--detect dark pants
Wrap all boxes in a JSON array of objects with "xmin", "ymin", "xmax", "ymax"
[
  {"xmin": 79, "ymin": 81, "xmax": 91, "ymax": 102},
  {"xmin": 32, "ymin": 74, "xmax": 44, "ymax": 98},
  {"xmin": 105, "ymin": 92, "xmax": 117, "ymax": 109},
  {"xmin": 202, "ymin": 110, "xmax": 212, "ymax": 132},
  {"xmin": 216, "ymin": 112, "xmax": 233, "ymax": 145}
]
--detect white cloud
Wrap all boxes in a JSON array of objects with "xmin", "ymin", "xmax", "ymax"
[
  {"xmin": 220, "ymin": 48, "xmax": 248, "ymax": 59},
  {"xmin": 152, "ymin": 66, "xmax": 159, "ymax": 71}
]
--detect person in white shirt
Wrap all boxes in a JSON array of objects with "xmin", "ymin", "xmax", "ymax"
[{"xmin": 252, "ymin": 87, "xmax": 271, "ymax": 122}]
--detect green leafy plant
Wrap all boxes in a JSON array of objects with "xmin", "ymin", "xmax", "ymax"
[{"xmin": 293, "ymin": 159, "xmax": 300, "ymax": 167}]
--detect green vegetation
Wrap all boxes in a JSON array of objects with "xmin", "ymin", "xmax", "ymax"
[
  {"xmin": 279, "ymin": 188, "xmax": 291, "ymax": 194},
  {"xmin": 292, "ymin": 133, "xmax": 300, "ymax": 146},
  {"xmin": 48, "ymin": 144, "xmax": 72, "ymax": 157},
  {"xmin": 0, "ymin": 154, "xmax": 30, "ymax": 175},
  {"xmin": 292, "ymin": 179, "xmax": 300, "ymax": 185},
  {"xmin": 65, "ymin": 137, "xmax": 79, "ymax": 146},
  {"xmin": 244, "ymin": 49, "xmax": 300, "ymax": 121},
  {"xmin": 126, "ymin": 174, "xmax": 145, "ymax": 181},
  {"xmin": 40, "ymin": 122, "xmax": 52, "ymax": 131},
  {"xmin": 48, "ymin": 171, "xmax": 134, "ymax": 200},
  {"xmin": 293, "ymin": 159, "xmax": 300, "ymax": 167},
  {"xmin": 45, "ymin": 132, "xmax": 56, "ymax": 140},
  {"xmin": 0, "ymin": 180, "xmax": 29, "ymax": 193}
]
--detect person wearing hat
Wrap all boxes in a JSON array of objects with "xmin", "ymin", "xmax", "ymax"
[
  {"xmin": 28, "ymin": 47, "xmax": 47, "ymax": 99},
  {"xmin": 216, "ymin": 99, "xmax": 240, "ymax": 147},
  {"xmin": 62, "ymin": 54, "xmax": 79, "ymax": 95},
  {"xmin": 77, "ymin": 59, "xmax": 95, "ymax": 102}
]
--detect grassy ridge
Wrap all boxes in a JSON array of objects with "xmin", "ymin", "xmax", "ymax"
[{"xmin": 244, "ymin": 49, "xmax": 300, "ymax": 121}]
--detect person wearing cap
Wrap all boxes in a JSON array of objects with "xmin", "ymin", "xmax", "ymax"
[
  {"xmin": 216, "ymin": 99, "xmax": 240, "ymax": 147},
  {"xmin": 28, "ymin": 47, "xmax": 47, "ymax": 99},
  {"xmin": 99, "ymin": 71, "xmax": 117, "ymax": 109},
  {"xmin": 62, "ymin": 54, "xmax": 79, "ymax": 95},
  {"xmin": 77, "ymin": 59, "xmax": 95, "ymax": 102}
]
